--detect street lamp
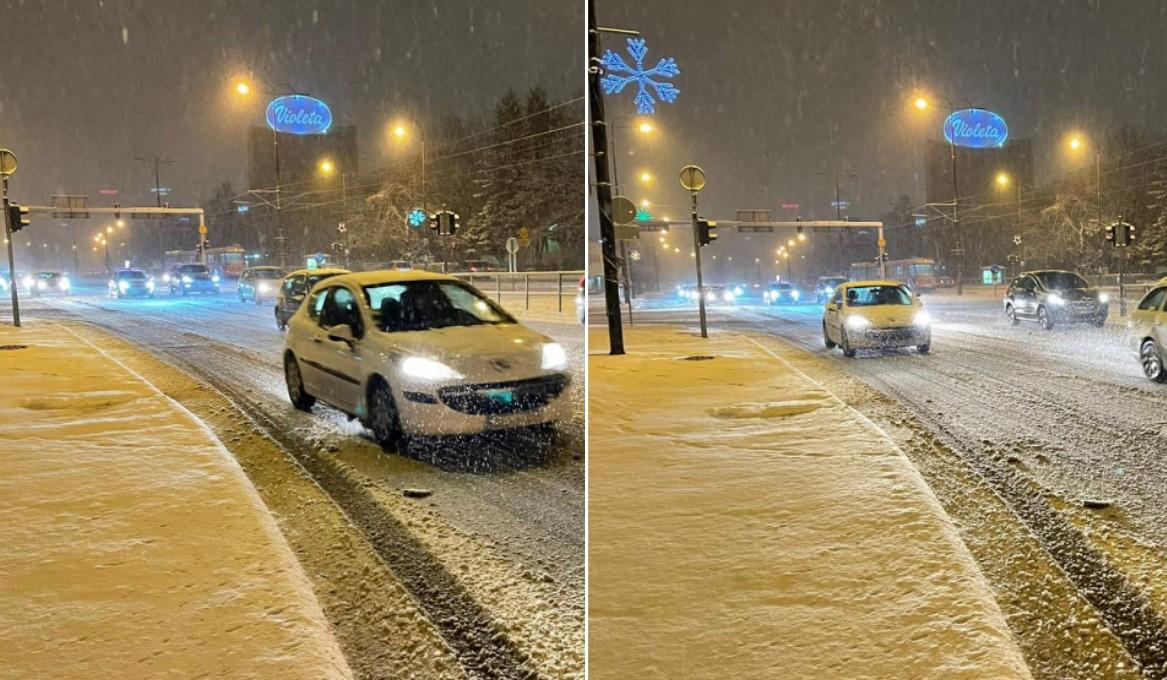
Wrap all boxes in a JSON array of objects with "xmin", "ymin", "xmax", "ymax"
[
  {"xmin": 1066, "ymin": 132, "xmax": 1123, "ymax": 313},
  {"xmin": 389, "ymin": 120, "xmax": 427, "ymax": 212},
  {"xmin": 994, "ymin": 171, "xmax": 1024, "ymax": 272},
  {"xmin": 639, "ymin": 171, "xmax": 653, "ymax": 183}
]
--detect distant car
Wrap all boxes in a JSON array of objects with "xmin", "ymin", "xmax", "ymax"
[
  {"xmin": 937, "ymin": 276, "xmax": 955, "ymax": 288},
  {"xmin": 108, "ymin": 268, "xmax": 155, "ymax": 298},
  {"xmin": 274, "ymin": 267, "xmax": 351, "ymax": 330},
  {"xmin": 282, "ymin": 270, "xmax": 570, "ymax": 445},
  {"xmin": 814, "ymin": 276, "xmax": 848, "ymax": 303},
  {"xmin": 822, "ymin": 281, "xmax": 931, "ymax": 357},
  {"xmin": 1003, "ymin": 270, "xmax": 1108, "ymax": 330},
  {"xmin": 166, "ymin": 263, "xmax": 220, "ymax": 295},
  {"xmin": 465, "ymin": 259, "xmax": 499, "ymax": 272},
  {"xmin": 238, "ymin": 266, "xmax": 285, "ymax": 305},
  {"xmin": 1129, "ymin": 278, "xmax": 1167, "ymax": 382},
  {"xmin": 23, "ymin": 271, "xmax": 70, "ymax": 296},
  {"xmin": 388, "ymin": 260, "xmax": 413, "ymax": 272},
  {"xmin": 763, "ymin": 282, "xmax": 801, "ymax": 304},
  {"xmin": 576, "ymin": 274, "xmax": 585, "ymax": 325}
]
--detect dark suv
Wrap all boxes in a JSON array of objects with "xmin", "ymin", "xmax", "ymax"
[
  {"xmin": 167, "ymin": 263, "xmax": 219, "ymax": 296},
  {"xmin": 1003, "ymin": 270, "xmax": 1109, "ymax": 330}
]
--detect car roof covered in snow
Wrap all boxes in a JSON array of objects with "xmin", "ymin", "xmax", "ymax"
[
  {"xmin": 841, "ymin": 280, "xmax": 907, "ymax": 289},
  {"xmin": 283, "ymin": 267, "xmax": 350, "ymax": 279},
  {"xmin": 325, "ymin": 270, "xmax": 458, "ymax": 288}
]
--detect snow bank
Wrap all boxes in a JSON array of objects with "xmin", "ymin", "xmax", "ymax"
[
  {"xmin": 588, "ymin": 326, "xmax": 1032, "ymax": 680},
  {"xmin": 0, "ymin": 322, "xmax": 352, "ymax": 679}
]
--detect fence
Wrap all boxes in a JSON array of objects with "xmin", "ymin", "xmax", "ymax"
[{"xmin": 451, "ymin": 270, "xmax": 584, "ymax": 312}]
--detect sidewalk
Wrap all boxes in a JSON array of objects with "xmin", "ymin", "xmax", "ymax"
[
  {"xmin": 588, "ymin": 326, "xmax": 1032, "ymax": 680},
  {"xmin": 0, "ymin": 321, "xmax": 352, "ymax": 679}
]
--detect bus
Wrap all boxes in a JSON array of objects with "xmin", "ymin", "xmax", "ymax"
[
  {"xmin": 205, "ymin": 246, "xmax": 246, "ymax": 279},
  {"xmin": 850, "ymin": 257, "xmax": 938, "ymax": 291}
]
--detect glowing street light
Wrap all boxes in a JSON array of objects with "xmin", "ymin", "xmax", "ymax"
[
  {"xmin": 234, "ymin": 81, "xmax": 251, "ymax": 96},
  {"xmin": 1068, "ymin": 135, "xmax": 1083, "ymax": 151},
  {"xmin": 995, "ymin": 171, "xmax": 1010, "ymax": 187},
  {"xmin": 318, "ymin": 159, "xmax": 336, "ymax": 175},
  {"xmin": 787, "ymin": 238, "xmax": 795, "ymax": 247},
  {"xmin": 639, "ymin": 171, "xmax": 653, "ymax": 183},
  {"xmin": 637, "ymin": 121, "xmax": 654, "ymax": 134},
  {"xmin": 392, "ymin": 124, "xmax": 408, "ymax": 139},
  {"xmin": 797, "ymin": 232, "xmax": 807, "ymax": 242},
  {"xmin": 640, "ymin": 199, "xmax": 651, "ymax": 207},
  {"xmin": 914, "ymin": 96, "xmax": 929, "ymax": 111}
]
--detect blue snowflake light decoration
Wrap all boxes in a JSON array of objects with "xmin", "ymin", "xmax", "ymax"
[
  {"xmin": 600, "ymin": 38, "xmax": 680, "ymax": 115},
  {"xmin": 407, "ymin": 208, "xmax": 428, "ymax": 229}
]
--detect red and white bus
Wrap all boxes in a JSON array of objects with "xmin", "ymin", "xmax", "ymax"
[
  {"xmin": 850, "ymin": 257, "xmax": 939, "ymax": 291},
  {"xmin": 205, "ymin": 246, "xmax": 246, "ymax": 279}
]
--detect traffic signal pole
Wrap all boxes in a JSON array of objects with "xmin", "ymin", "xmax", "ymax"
[
  {"xmin": 2, "ymin": 176, "xmax": 20, "ymax": 327},
  {"xmin": 690, "ymin": 190, "xmax": 708, "ymax": 338}
]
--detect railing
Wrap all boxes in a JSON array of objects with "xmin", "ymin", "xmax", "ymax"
[{"xmin": 450, "ymin": 270, "xmax": 584, "ymax": 312}]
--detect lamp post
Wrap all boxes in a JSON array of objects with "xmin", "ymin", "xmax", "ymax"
[
  {"xmin": 318, "ymin": 159, "xmax": 349, "ymax": 267},
  {"xmin": 912, "ymin": 93, "xmax": 973, "ymax": 295},
  {"xmin": 607, "ymin": 117, "xmax": 655, "ymax": 302}
]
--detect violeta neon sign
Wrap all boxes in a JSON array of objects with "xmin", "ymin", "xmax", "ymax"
[
  {"xmin": 266, "ymin": 95, "xmax": 333, "ymax": 135},
  {"xmin": 943, "ymin": 109, "xmax": 1008, "ymax": 148}
]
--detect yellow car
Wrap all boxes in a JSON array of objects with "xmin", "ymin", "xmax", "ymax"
[
  {"xmin": 1130, "ymin": 278, "xmax": 1167, "ymax": 382},
  {"xmin": 822, "ymin": 280, "xmax": 931, "ymax": 357}
]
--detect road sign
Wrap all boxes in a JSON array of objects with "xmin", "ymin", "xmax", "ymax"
[
  {"xmin": 0, "ymin": 149, "xmax": 16, "ymax": 176},
  {"xmin": 519, "ymin": 237, "xmax": 530, "ymax": 248},
  {"xmin": 506, "ymin": 237, "xmax": 519, "ymax": 254},
  {"xmin": 878, "ymin": 237, "xmax": 887, "ymax": 249},
  {"xmin": 49, "ymin": 194, "xmax": 89, "ymax": 219},
  {"xmin": 518, "ymin": 227, "xmax": 530, "ymax": 239},
  {"xmin": 615, "ymin": 224, "xmax": 639, "ymax": 240},
  {"xmin": 679, "ymin": 165, "xmax": 706, "ymax": 192},
  {"xmin": 611, "ymin": 196, "xmax": 636, "ymax": 226},
  {"xmin": 198, "ymin": 224, "xmax": 208, "ymax": 235}
]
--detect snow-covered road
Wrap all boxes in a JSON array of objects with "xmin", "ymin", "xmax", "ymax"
[
  {"xmin": 4, "ymin": 281, "xmax": 584, "ymax": 679},
  {"xmin": 592, "ymin": 293, "xmax": 1167, "ymax": 679}
]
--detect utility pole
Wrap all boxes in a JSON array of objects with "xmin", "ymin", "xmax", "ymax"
[
  {"xmin": 950, "ymin": 136, "xmax": 964, "ymax": 295},
  {"xmin": 589, "ymin": 6, "xmax": 628, "ymax": 354},
  {"xmin": 135, "ymin": 155, "xmax": 177, "ymax": 263},
  {"xmin": 2, "ymin": 176, "xmax": 18, "ymax": 327}
]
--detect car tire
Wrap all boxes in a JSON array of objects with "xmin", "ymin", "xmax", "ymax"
[
  {"xmin": 1093, "ymin": 317, "xmax": 1106, "ymax": 328},
  {"xmin": 1141, "ymin": 340, "xmax": 1167, "ymax": 383},
  {"xmin": 284, "ymin": 353, "xmax": 315, "ymax": 411},
  {"xmin": 1038, "ymin": 305, "xmax": 1053, "ymax": 331},
  {"xmin": 917, "ymin": 344, "xmax": 931, "ymax": 354},
  {"xmin": 367, "ymin": 377, "xmax": 403, "ymax": 449},
  {"xmin": 1005, "ymin": 304, "xmax": 1020, "ymax": 326},
  {"xmin": 840, "ymin": 330, "xmax": 856, "ymax": 358},
  {"xmin": 823, "ymin": 322, "xmax": 836, "ymax": 349}
]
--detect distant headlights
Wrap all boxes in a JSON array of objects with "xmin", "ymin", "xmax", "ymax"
[
  {"xmin": 914, "ymin": 310, "xmax": 932, "ymax": 327},
  {"xmin": 400, "ymin": 356, "xmax": 464, "ymax": 381},
  {"xmin": 1047, "ymin": 293, "xmax": 1065, "ymax": 306},
  {"xmin": 722, "ymin": 291, "xmax": 735, "ymax": 302},
  {"xmin": 845, "ymin": 314, "xmax": 871, "ymax": 331},
  {"xmin": 181, "ymin": 275, "xmax": 193, "ymax": 284},
  {"xmin": 36, "ymin": 280, "xmax": 47, "ymax": 290},
  {"xmin": 59, "ymin": 278, "xmax": 70, "ymax": 290},
  {"xmin": 258, "ymin": 282, "xmax": 271, "ymax": 294},
  {"xmin": 212, "ymin": 274, "xmax": 221, "ymax": 283},
  {"xmin": 118, "ymin": 280, "xmax": 130, "ymax": 291},
  {"xmin": 791, "ymin": 290, "xmax": 800, "ymax": 300},
  {"xmin": 146, "ymin": 279, "xmax": 155, "ymax": 291},
  {"xmin": 541, "ymin": 342, "xmax": 568, "ymax": 370},
  {"xmin": 733, "ymin": 286, "xmax": 744, "ymax": 296},
  {"xmin": 163, "ymin": 273, "xmax": 172, "ymax": 283},
  {"xmin": 1099, "ymin": 293, "xmax": 1110, "ymax": 304}
]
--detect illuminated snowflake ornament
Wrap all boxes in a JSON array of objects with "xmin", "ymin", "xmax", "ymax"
[
  {"xmin": 600, "ymin": 38, "xmax": 680, "ymax": 115},
  {"xmin": 407, "ymin": 208, "xmax": 428, "ymax": 229}
]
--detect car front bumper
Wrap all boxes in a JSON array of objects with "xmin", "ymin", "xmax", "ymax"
[
  {"xmin": 395, "ymin": 373, "xmax": 572, "ymax": 436},
  {"xmin": 848, "ymin": 326, "xmax": 930, "ymax": 349},
  {"xmin": 1050, "ymin": 302, "xmax": 1107, "ymax": 323},
  {"xmin": 179, "ymin": 281, "xmax": 219, "ymax": 293}
]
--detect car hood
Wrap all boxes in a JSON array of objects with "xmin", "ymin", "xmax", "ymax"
[
  {"xmin": 1048, "ymin": 287, "xmax": 1099, "ymax": 301},
  {"xmin": 844, "ymin": 305, "xmax": 921, "ymax": 327},
  {"xmin": 373, "ymin": 323, "xmax": 556, "ymax": 381}
]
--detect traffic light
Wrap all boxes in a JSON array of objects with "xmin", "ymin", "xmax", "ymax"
[
  {"xmin": 697, "ymin": 217, "xmax": 717, "ymax": 246},
  {"xmin": 1105, "ymin": 223, "xmax": 1116, "ymax": 244},
  {"xmin": 114, "ymin": 202, "xmax": 121, "ymax": 220},
  {"xmin": 6, "ymin": 203, "xmax": 30, "ymax": 233},
  {"xmin": 433, "ymin": 210, "xmax": 460, "ymax": 236},
  {"xmin": 879, "ymin": 251, "xmax": 890, "ymax": 263},
  {"xmin": 1123, "ymin": 223, "xmax": 1136, "ymax": 246}
]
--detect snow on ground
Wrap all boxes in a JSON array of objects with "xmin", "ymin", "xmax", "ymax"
[
  {"xmin": 588, "ymin": 325, "xmax": 1032, "ymax": 680},
  {"xmin": 0, "ymin": 321, "xmax": 352, "ymax": 679}
]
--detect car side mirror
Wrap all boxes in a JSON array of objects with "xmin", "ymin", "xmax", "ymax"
[{"xmin": 327, "ymin": 323, "xmax": 355, "ymax": 346}]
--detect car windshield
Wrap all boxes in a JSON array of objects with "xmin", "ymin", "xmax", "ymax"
[
  {"xmin": 36, "ymin": 273, "xmax": 60, "ymax": 280},
  {"xmin": 252, "ymin": 269, "xmax": 282, "ymax": 279},
  {"xmin": 820, "ymin": 278, "xmax": 846, "ymax": 287},
  {"xmin": 307, "ymin": 273, "xmax": 342, "ymax": 287},
  {"xmin": 117, "ymin": 271, "xmax": 147, "ymax": 280},
  {"xmin": 845, "ymin": 285, "xmax": 912, "ymax": 306},
  {"xmin": 364, "ymin": 280, "xmax": 516, "ymax": 332},
  {"xmin": 178, "ymin": 265, "xmax": 208, "ymax": 274},
  {"xmin": 770, "ymin": 283, "xmax": 792, "ymax": 290},
  {"xmin": 1036, "ymin": 272, "xmax": 1089, "ymax": 290}
]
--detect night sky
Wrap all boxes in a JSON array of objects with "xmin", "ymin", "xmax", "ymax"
[
  {"xmin": 0, "ymin": 0, "xmax": 581, "ymax": 216},
  {"xmin": 593, "ymin": 0, "xmax": 1167, "ymax": 226}
]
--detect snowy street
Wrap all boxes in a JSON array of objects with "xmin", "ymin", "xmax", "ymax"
[
  {"xmin": 1, "ymin": 280, "xmax": 584, "ymax": 679},
  {"xmin": 592, "ymin": 291, "xmax": 1167, "ymax": 679}
]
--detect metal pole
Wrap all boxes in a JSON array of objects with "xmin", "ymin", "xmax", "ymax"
[
  {"xmin": 273, "ymin": 128, "xmax": 285, "ymax": 270},
  {"xmin": 2, "ymin": 178, "xmax": 20, "ymax": 326},
  {"xmin": 589, "ymin": 4, "xmax": 625, "ymax": 354},
  {"xmin": 691, "ymin": 190, "xmax": 708, "ymax": 338},
  {"xmin": 1017, "ymin": 182, "xmax": 1024, "ymax": 268},
  {"xmin": 558, "ymin": 272, "xmax": 564, "ymax": 313},
  {"xmin": 525, "ymin": 274, "xmax": 530, "ymax": 310},
  {"xmin": 878, "ymin": 225, "xmax": 887, "ymax": 279},
  {"xmin": 951, "ymin": 133, "xmax": 963, "ymax": 295}
]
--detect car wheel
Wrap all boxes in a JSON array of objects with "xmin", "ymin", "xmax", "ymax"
[
  {"xmin": 1093, "ymin": 316, "xmax": 1107, "ymax": 328},
  {"xmin": 1005, "ymin": 304, "xmax": 1020, "ymax": 326},
  {"xmin": 1141, "ymin": 340, "xmax": 1167, "ymax": 383},
  {"xmin": 1038, "ymin": 305, "xmax": 1053, "ymax": 331},
  {"xmin": 840, "ymin": 330, "xmax": 856, "ymax": 358},
  {"xmin": 284, "ymin": 353, "xmax": 315, "ymax": 411},
  {"xmin": 917, "ymin": 344, "xmax": 931, "ymax": 354},
  {"xmin": 823, "ymin": 322, "xmax": 836, "ymax": 349},
  {"xmin": 367, "ymin": 377, "xmax": 403, "ymax": 449}
]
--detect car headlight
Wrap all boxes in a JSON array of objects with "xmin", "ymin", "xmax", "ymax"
[
  {"xmin": 118, "ymin": 280, "xmax": 130, "ymax": 291},
  {"xmin": 791, "ymin": 290, "xmax": 800, "ymax": 300},
  {"xmin": 59, "ymin": 278, "xmax": 70, "ymax": 290},
  {"xmin": 181, "ymin": 275, "xmax": 192, "ymax": 284},
  {"xmin": 723, "ymin": 291, "xmax": 735, "ymax": 302},
  {"xmin": 733, "ymin": 286, "xmax": 743, "ymax": 296},
  {"xmin": 706, "ymin": 292, "xmax": 717, "ymax": 301},
  {"xmin": 147, "ymin": 280, "xmax": 155, "ymax": 291},
  {"xmin": 845, "ymin": 314, "xmax": 871, "ymax": 331},
  {"xmin": 212, "ymin": 274, "xmax": 221, "ymax": 283},
  {"xmin": 914, "ymin": 310, "xmax": 931, "ymax": 327},
  {"xmin": 541, "ymin": 342, "xmax": 568, "ymax": 370},
  {"xmin": 258, "ymin": 282, "xmax": 270, "ymax": 293},
  {"xmin": 400, "ymin": 356, "xmax": 464, "ymax": 381},
  {"xmin": 22, "ymin": 276, "xmax": 33, "ymax": 288},
  {"xmin": 36, "ymin": 280, "xmax": 46, "ymax": 289},
  {"xmin": 1047, "ymin": 293, "xmax": 1065, "ymax": 305},
  {"xmin": 763, "ymin": 292, "xmax": 771, "ymax": 301},
  {"xmin": 1099, "ymin": 293, "xmax": 1110, "ymax": 304},
  {"xmin": 163, "ymin": 273, "xmax": 172, "ymax": 282}
]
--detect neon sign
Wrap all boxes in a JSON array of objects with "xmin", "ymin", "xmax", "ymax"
[
  {"xmin": 943, "ymin": 109, "xmax": 1008, "ymax": 148},
  {"xmin": 266, "ymin": 95, "xmax": 333, "ymax": 135}
]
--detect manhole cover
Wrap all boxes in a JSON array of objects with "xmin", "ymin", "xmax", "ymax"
[
  {"xmin": 0, "ymin": 344, "xmax": 28, "ymax": 351},
  {"xmin": 677, "ymin": 355, "xmax": 715, "ymax": 361}
]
